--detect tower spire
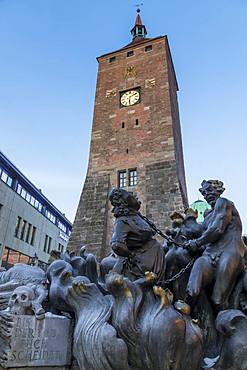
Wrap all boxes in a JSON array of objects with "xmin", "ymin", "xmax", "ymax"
[{"xmin": 131, "ymin": 6, "xmax": 147, "ymax": 41}]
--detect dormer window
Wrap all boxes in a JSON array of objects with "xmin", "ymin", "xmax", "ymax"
[
  {"xmin": 109, "ymin": 56, "xmax": 116, "ymax": 63},
  {"xmin": 145, "ymin": 45, "xmax": 153, "ymax": 52},
  {"xmin": 127, "ymin": 51, "xmax": 134, "ymax": 57}
]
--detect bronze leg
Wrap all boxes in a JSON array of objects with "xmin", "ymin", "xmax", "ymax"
[{"xmin": 187, "ymin": 255, "xmax": 214, "ymax": 297}]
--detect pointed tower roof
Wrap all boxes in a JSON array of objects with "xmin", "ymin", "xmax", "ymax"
[
  {"xmin": 131, "ymin": 9, "xmax": 147, "ymax": 41},
  {"xmin": 135, "ymin": 13, "xmax": 143, "ymax": 26}
]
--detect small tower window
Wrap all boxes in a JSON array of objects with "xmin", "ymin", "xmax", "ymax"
[
  {"xmin": 109, "ymin": 56, "xmax": 116, "ymax": 63},
  {"xmin": 122, "ymin": 122, "xmax": 125, "ymax": 128},
  {"xmin": 138, "ymin": 27, "xmax": 143, "ymax": 35},
  {"xmin": 129, "ymin": 169, "xmax": 138, "ymax": 186},
  {"xmin": 135, "ymin": 119, "xmax": 139, "ymax": 126},
  {"xmin": 127, "ymin": 51, "xmax": 134, "ymax": 57},
  {"xmin": 145, "ymin": 45, "xmax": 152, "ymax": 52},
  {"xmin": 119, "ymin": 171, "xmax": 127, "ymax": 188},
  {"xmin": 126, "ymin": 149, "xmax": 129, "ymax": 154}
]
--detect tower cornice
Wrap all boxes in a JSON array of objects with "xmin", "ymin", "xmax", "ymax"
[
  {"xmin": 96, "ymin": 35, "xmax": 179, "ymax": 92},
  {"xmin": 96, "ymin": 35, "xmax": 165, "ymax": 61}
]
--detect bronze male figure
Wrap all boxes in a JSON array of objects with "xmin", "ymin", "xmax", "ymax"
[{"xmin": 185, "ymin": 180, "xmax": 246, "ymax": 310}]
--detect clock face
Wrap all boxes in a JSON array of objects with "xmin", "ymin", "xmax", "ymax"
[{"xmin": 120, "ymin": 89, "xmax": 140, "ymax": 107}]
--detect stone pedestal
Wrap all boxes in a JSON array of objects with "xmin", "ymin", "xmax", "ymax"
[{"xmin": 0, "ymin": 314, "xmax": 73, "ymax": 369}]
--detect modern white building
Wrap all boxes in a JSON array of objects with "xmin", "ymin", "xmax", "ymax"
[{"xmin": 0, "ymin": 151, "xmax": 72, "ymax": 269}]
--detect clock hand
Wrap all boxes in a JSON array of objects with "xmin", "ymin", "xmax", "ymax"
[{"xmin": 130, "ymin": 92, "xmax": 138, "ymax": 103}]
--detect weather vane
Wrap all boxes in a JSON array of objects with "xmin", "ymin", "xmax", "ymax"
[{"xmin": 135, "ymin": 3, "xmax": 144, "ymax": 13}]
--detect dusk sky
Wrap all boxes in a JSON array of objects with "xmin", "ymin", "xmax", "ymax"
[{"xmin": 1, "ymin": 0, "xmax": 247, "ymax": 231}]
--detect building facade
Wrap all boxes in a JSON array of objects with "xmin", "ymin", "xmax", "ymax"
[
  {"xmin": 0, "ymin": 151, "xmax": 72, "ymax": 269},
  {"xmin": 69, "ymin": 12, "xmax": 188, "ymax": 258}
]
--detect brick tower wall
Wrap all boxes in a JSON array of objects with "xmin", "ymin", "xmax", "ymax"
[
  {"xmin": 68, "ymin": 174, "xmax": 111, "ymax": 258},
  {"xmin": 69, "ymin": 36, "xmax": 188, "ymax": 258}
]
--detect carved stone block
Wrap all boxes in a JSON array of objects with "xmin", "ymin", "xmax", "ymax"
[
  {"xmin": 106, "ymin": 88, "xmax": 116, "ymax": 98},
  {"xmin": 0, "ymin": 314, "xmax": 72, "ymax": 369},
  {"xmin": 145, "ymin": 78, "xmax": 156, "ymax": 88}
]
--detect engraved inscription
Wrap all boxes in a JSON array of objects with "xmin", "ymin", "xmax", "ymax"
[{"xmin": 5, "ymin": 315, "xmax": 72, "ymax": 367}]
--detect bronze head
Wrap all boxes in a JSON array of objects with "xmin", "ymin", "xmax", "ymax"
[
  {"xmin": 199, "ymin": 180, "xmax": 225, "ymax": 207},
  {"xmin": 109, "ymin": 188, "xmax": 141, "ymax": 217}
]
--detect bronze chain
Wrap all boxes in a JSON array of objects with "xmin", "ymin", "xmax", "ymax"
[{"xmin": 137, "ymin": 212, "xmax": 196, "ymax": 285}]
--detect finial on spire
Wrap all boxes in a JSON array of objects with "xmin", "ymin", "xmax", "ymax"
[
  {"xmin": 135, "ymin": 3, "xmax": 143, "ymax": 13},
  {"xmin": 131, "ymin": 3, "xmax": 147, "ymax": 41}
]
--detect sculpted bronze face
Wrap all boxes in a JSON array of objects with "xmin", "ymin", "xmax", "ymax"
[
  {"xmin": 199, "ymin": 179, "xmax": 225, "ymax": 207},
  {"xmin": 109, "ymin": 188, "xmax": 141, "ymax": 217}
]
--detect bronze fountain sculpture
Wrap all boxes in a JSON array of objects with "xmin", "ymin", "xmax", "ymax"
[{"xmin": 0, "ymin": 180, "xmax": 246, "ymax": 370}]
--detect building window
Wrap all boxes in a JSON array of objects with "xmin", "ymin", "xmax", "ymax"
[
  {"xmin": 109, "ymin": 56, "xmax": 116, "ymax": 63},
  {"xmin": 16, "ymin": 183, "xmax": 43, "ymax": 213},
  {"xmin": 4, "ymin": 249, "xmax": 20, "ymax": 267},
  {"xmin": 30, "ymin": 226, "xmax": 36, "ymax": 246},
  {"xmin": 122, "ymin": 122, "xmax": 125, "ymax": 128},
  {"xmin": 58, "ymin": 243, "xmax": 64, "ymax": 253},
  {"xmin": 25, "ymin": 223, "xmax": 32, "ymax": 244},
  {"xmin": 14, "ymin": 217, "xmax": 36, "ymax": 245},
  {"xmin": 17, "ymin": 184, "xmax": 22, "ymax": 194},
  {"xmin": 20, "ymin": 220, "xmax": 27, "ymax": 241},
  {"xmin": 30, "ymin": 196, "xmax": 35, "ymax": 206},
  {"xmin": 7, "ymin": 176, "xmax": 13, "ymax": 187},
  {"xmin": 58, "ymin": 221, "xmax": 67, "ymax": 233},
  {"xmin": 135, "ymin": 119, "xmax": 139, "ymax": 126},
  {"xmin": 45, "ymin": 209, "xmax": 56, "ymax": 224},
  {"xmin": 1, "ymin": 247, "xmax": 9, "ymax": 268},
  {"xmin": 129, "ymin": 169, "xmax": 138, "ymax": 186},
  {"xmin": 19, "ymin": 254, "xmax": 30, "ymax": 264},
  {"xmin": 21, "ymin": 188, "xmax": 27, "ymax": 199},
  {"xmin": 1, "ymin": 247, "xmax": 31, "ymax": 270},
  {"xmin": 47, "ymin": 237, "xmax": 52, "ymax": 254},
  {"xmin": 118, "ymin": 169, "xmax": 138, "ymax": 187},
  {"xmin": 44, "ymin": 235, "xmax": 49, "ymax": 253},
  {"xmin": 44, "ymin": 234, "xmax": 52, "ymax": 254},
  {"xmin": 145, "ymin": 45, "xmax": 153, "ymax": 52},
  {"xmin": 14, "ymin": 216, "xmax": 22, "ymax": 238},
  {"xmin": 127, "ymin": 50, "xmax": 134, "ymax": 57},
  {"xmin": 0, "ymin": 167, "xmax": 13, "ymax": 187},
  {"xmin": 1, "ymin": 171, "xmax": 8, "ymax": 183},
  {"xmin": 119, "ymin": 171, "xmax": 127, "ymax": 188}
]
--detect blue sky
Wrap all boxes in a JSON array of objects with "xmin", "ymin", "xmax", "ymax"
[{"xmin": 1, "ymin": 0, "xmax": 247, "ymax": 231}]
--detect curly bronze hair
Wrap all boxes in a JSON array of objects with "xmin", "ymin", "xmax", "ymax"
[
  {"xmin": 199, "ymin": 179, "xmax": 225, "ymax": 195},
  {"xmin": 108, "ymin": 188, "xmax": 141, "ymax": 217}
]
